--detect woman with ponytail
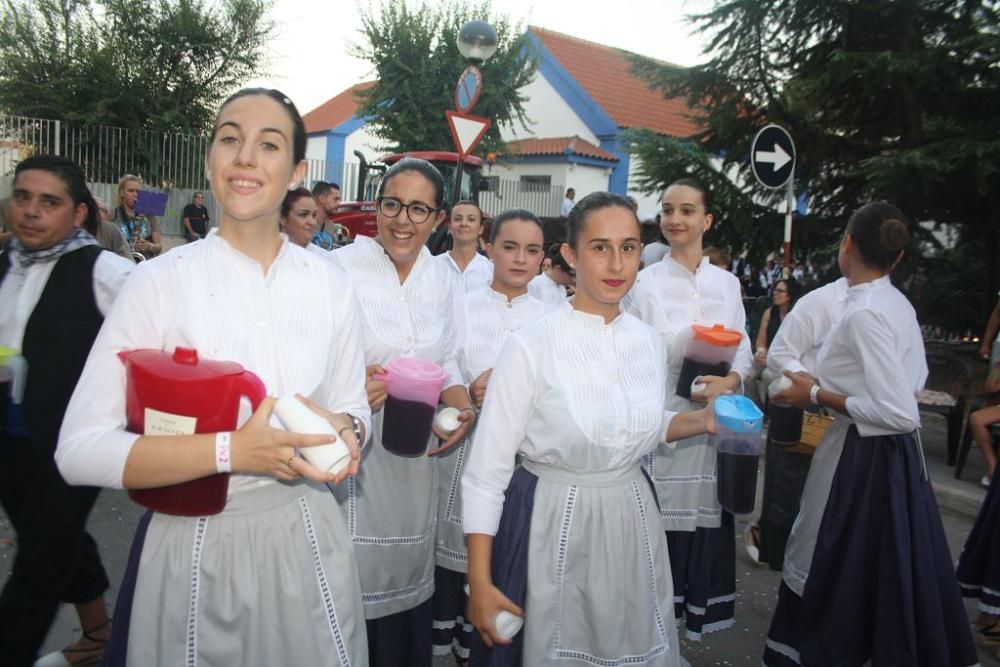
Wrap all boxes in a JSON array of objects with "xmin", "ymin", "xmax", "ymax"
[{"xmin": 762, "ymin": 202, "xmax": 977, "ymax": 666}]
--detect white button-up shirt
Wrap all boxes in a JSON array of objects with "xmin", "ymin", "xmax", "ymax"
[
  {"xmin": 624, "ymin": 254, "xmax": 752, "ymax": 382},
  {"xmin": 0, "ymin": 250, "xmax": 134, "ymax": 350},
  {"xmin": 436, "ymin": 250, "xmax": 493, "ymax": 299},
  {"xmin": 815, "ymin": 275, "xmax": 927, "ymax": 436},
  {"xmin": 454, "ymin": 287, "xmax": 549, "ymax": 384},
  {"xmin": 57, "ymin": 231, "xmax": 372, "ymax": 492},
  {"xmin": 527, "ymin": 271, "xmax": 568, "ymax": 305},
  {"xmin": 462, "ymin": 306, "xmax": 675, "ymax": 535},
  {"xmin": 767, "ymin": 277, "xmax": 849, "ymax": 376},
  {"xmin": 331, "ymin": 235, "xmax": 462, "ymax": 388}
]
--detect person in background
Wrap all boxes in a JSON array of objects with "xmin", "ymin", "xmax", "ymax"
[
  {"xmin": 560, "ymin": 187, "xmax": 575, "ymax": 217},
  {"xmin": 704, "ymin": 246, "xmax": 731, "ymax": 270},
  {"xmin": 436, "ymin": 200, "xmax": 493, "ymax": 298},
  {"xmin": 0, "ymin": 155, "xmax": 133, "ymax": 667},
  {"xmin": 625, "ymin": 177, "xmax": 751, "ymax": 645},
  {"xmin": 311, "ymin": 181, "xmax": 342, "ymax": 251},
  {"xmin": 465, "ymin": 192, "xmax": 720, "ymax": 666},
  {"xmin": 527, "ymin": 243, "xmax": 574, "ymax": 305},
  {"xmin": 0, "ymin": 197, "xmax": 11, "ymax": 248},
  {"xmin": 979, "ymin": 290, "xmax": 1000, "ymax": 361},
  {"xmin": 748, "ymin": 278, "xmax": 799, "ymax": 407},
  {"xmin": 57, "ymin": 88, "xmax": 370, "ymax": 667},
  {"xmin": 329, "ymin": 157, "xmax": 476, "ymax": 667},
  {"xmin": 110, "ymin": 175, "xmax": 161, "ymax": 260},
  {"xmin": 93, "ymin": 196, "xmax": 135, "ymax": 261},
  {"xmin": 640, "ymin": 213, "xmax": 669, "ymax": 268},
  {"xmin": 182, "ymin": 191, "xmax": 210, "ymax": 242},
  {"xmin": 763, "ymin": 201, "xmax": 976, "ymax": 667},
  {"xmin": 280, "ymin": 187, "xmax": 333, "ymax": 260},
  {"xmin": 432, "ymin": 208, "xmax": 548, "ymax": 666}
]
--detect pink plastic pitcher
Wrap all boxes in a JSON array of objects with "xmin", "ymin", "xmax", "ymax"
[{"xmin": 376, "ymin": 357, "xmax": 448, "ymax": 456}]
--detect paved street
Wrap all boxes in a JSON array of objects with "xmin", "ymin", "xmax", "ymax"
[{"xmin": 3, "ymin": 413, "xmax": 998, "ymax": 666}]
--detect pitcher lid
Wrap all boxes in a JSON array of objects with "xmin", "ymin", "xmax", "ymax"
[
  {"xmin": 386, "ymin": 356, "xmax": 447, "ymax": 381},
  {"xmin": 120, "ymin": 347, "xmax": 247, "ymax": 381},
  {"xmin": 715, "ymin": 395, "xmax": 764, "ymax": 433},
  {"xmin": 692, "ymin": 324, "xmax": 742, "ymax": 347}
]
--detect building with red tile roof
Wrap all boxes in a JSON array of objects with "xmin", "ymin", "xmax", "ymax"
[{"xmin": 302, "ymin": 27, "xmax": 698, "ymax": 215}]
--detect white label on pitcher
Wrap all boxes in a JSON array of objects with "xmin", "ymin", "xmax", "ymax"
[{"xmin": 144, "ymin": 408, "xmax": 197, "ymax": 436}]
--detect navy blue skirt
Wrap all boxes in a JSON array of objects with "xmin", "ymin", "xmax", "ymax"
[
  {"xmin": 469, "ymin": 466, "xmax": 538, "ymax": 667},
  {"xmin": 957, "ymin": 470, "xmax": 1000, "ymax": 615},
  {"xmin": 763, "ymin": 427, "xmax": 977, "ymax": 666},
  {"xmin": 433, "ymin": 566, "xmax": 472, "ymax": 661},
  {"xmin": 666, "ymin": 513, "xmax": 736, "ymax": 640}
]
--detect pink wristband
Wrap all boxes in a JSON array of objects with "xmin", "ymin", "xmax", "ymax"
[{"xmin": 215, "ymin": 432, "xmax": 232, "ymax": 473}]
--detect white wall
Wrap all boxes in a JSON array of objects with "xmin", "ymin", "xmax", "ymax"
[
  {"xmin": 305, "ymin": 134, "xmax": 327, "ymax": 162},
  {"xmin": 501, "ymin": 75, "xmax": 599, "ymax": 145},
  {"xmin": 344, "ymin": 124, "xmax": 384, "ymax": 164}
]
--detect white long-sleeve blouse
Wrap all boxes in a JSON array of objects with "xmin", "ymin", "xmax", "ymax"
[
  {"xmin": 56, "ymin": 232, "xmax": 372, "ymax": 492},
  {"xmin": 462, "ymin": 306, "xmax": 676, "ymax": 535}
]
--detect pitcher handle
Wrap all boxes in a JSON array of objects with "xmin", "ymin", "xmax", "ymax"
[{"xmin": 236, "ymin": 370, "xmax": 267, "ymax": 411}]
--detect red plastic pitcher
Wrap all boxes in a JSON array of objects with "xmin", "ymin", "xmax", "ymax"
[
  {"xmin": 375, "ymin": 357, "xmax": 448, "ymax": 456},
  {"xmin": 119, "ymin": 347, "xmax": 266, "ymax": 516}
]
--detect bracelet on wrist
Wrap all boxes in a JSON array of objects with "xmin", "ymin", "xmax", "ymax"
[
  {"xmin": 215, "ymin": 432, "xmax": 232, "ymax": 473},
  {"xmin": 809, "ymin": 383, "xmax": 821, "ymax": 406}
]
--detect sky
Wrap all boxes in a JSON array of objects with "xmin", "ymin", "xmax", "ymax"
[{"xmin": 245, "ymin": 0, "xmax": 712, "ymax": 116}]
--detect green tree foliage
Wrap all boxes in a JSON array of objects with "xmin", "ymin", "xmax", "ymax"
[
  {"xmin": 629, "ymin": 0, "xmax": 1000, "ymax": 332},
  {"xmin": 0, "ymin": 0, "xmax": 272, "ymax": 134},
  {"xmin": 352, "ymin": 0, "xmax": 538, "ymax": 153}
]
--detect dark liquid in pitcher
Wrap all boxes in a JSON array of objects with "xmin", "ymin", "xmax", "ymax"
[
  {"xmin": 382, "ymin": 396, "xmax": 436, "ymax": 457},
  {"xmin": 677, "ymin": 358, "xmax": 731, "ymax": 399},
  {"xmin": 716, "ymin": 447, "xmax": 759, "ymax": 514},
  {"xmin": 769, "ymin": 404, "xmax": 803, "ymax": 445}
]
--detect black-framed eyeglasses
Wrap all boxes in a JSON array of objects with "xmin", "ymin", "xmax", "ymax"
[{"xmin": 377, "ymin": 196, "xmax": 438, "ymax": 224}]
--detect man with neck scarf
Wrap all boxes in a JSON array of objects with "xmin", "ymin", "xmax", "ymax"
[{"xmin": 0, "ymin": 155, "xmax": 133, "ymax": 667}]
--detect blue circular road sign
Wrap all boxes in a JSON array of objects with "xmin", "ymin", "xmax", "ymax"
[
  {"xmin": 750, "ymin": 124, "xmax": 795, "ymax": 189},
  {"xmin": 455, "ymin": 65, "xmax": 484, "ymax": 113}
]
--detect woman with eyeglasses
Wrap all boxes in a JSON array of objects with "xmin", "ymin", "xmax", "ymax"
[{"xmin": 330, "ymin": 157, "xmax": 476, "ymax": 667}]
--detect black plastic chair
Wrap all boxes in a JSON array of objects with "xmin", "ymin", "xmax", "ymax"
[{"xmin": 918, "ymin": 351, "xmax": 972, "ymax": 466}]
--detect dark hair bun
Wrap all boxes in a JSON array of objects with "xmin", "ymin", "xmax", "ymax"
[{"xmin": 879, "ymin": 218, "xmax": 910, "ymax": 253}]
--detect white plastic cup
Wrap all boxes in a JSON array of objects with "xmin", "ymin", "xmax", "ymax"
[
  {"xmin": 463, "ymin": 583, "xmax": 523, "ymax": 639},
  {"xmin": 273, "ymin": 396, "xmax": 351, "ymax": 475},
  {"xmin": 433, "ymin": 407, "xmax": 462, "ymax": 435},
  {"xmin": 494, "ymin": 610, "xmax": 524, "ymax": 640}
]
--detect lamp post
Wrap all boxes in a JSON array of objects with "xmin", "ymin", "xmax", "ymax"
[{"xmin": 447, "ymin": 20, "xmax": 497, "ymax": 202}]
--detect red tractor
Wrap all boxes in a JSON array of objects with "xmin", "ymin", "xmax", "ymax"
[{"xmin": 331, "ymin": 150, "xmax": 487, "ymax": 242}]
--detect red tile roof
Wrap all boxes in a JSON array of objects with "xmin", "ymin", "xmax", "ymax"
[
  {"xmin": 530, "ymin": 27, "xmax": 700, "ymax": 137},
  {"xmin": 302, "ymin": 81, "xmax": 376, "ymax": 134},
  {"xmin": 505, "ymin": 135, "xmax": 618, "ymax": 162}
]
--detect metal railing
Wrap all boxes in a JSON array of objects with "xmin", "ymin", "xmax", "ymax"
[
  {"xmin": 479, "ymin": 179, "xmax": 564, "ymax": 217},
  {"xmin": 0, "ymin": 114, "xmax": 211, "ymax": 189}
]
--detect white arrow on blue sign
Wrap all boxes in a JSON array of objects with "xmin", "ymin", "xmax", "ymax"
[{"xmin": 750, "ymin": 124, "xmax": 795, "ymax": 189}]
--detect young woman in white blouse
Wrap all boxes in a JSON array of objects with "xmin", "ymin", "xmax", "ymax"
[
  {"xmin": 464, "ymin": 192, "xmax": 719, "ymax": 666},
  {"xmin": 436, "ymin": 200, "xmax": 493, "ymax": 297},
  {"xmin": 329, "ymin": 157, "xmax": 476, "ymax": 667},
  {"xmin": 763, "ymin": 202, "xmax": 976, "ymax": 667},
  {"xmin": 433, "ymin": 209, "xmax": 548, "ymax": 664},
  {"xmin": 624, "ymin": 177, "xmax": 751, "ymax": 641},
  {"xmin": 56, "ymin": 89, "xmax": 371, "ymax": 666}
]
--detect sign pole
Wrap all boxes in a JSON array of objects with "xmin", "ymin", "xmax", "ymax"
[{"xmin": 783, "ymin": 178, "xmax": 794, "ymax": 278}]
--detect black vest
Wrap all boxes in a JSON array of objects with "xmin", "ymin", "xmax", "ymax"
[{"xmin": 0, "ymin": 245, "xmax": 105, "ymax": 452}]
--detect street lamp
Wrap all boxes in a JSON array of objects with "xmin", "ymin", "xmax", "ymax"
[
  {"xmin": 447, "ymin": 20, "xmax": 496, "ymax": 204},
  {"xmin": 457, "ymin": 20, "xmax": 498, "ymax": 64}
]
